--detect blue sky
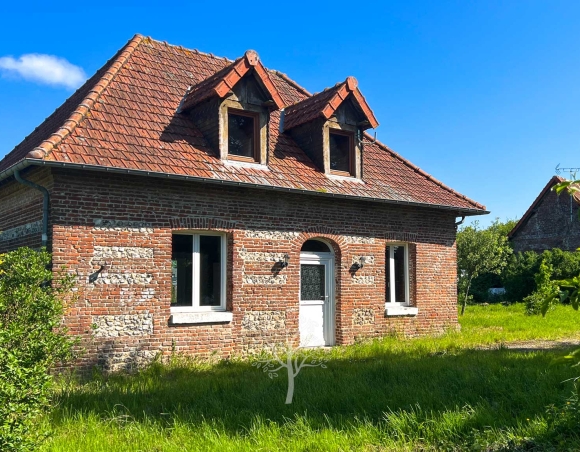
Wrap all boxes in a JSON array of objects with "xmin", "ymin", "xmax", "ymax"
[{"xmin": 1, "ymin": 1, "xmax": 579, "ymax": 226}]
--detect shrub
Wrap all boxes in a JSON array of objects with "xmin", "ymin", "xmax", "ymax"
[
  {"xmin": 0, "ymin": 248, "xmax": 76, "ymax": 451},
  {"xmin": 501, "ymin": 251, "xmax": 541, "ymax": 302},
  {"xmin": 502, "ymin": 249, "xmax": 580, "ymax": 304},
  {"xmin": 469, "ymin": 272, "xmax": 510, "ymax": 303},
  {"xmin": 543, "ymin": 248, "xmax": 580, "ymax": 281},
  {"xmin": 524, "ymin": 258, "xmax": 558, "ymax": 315},
  {"xmin": 546, "ymin": 382, "xmax": 580, "ymax": 443}
]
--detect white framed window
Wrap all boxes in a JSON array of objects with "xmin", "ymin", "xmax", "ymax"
[
  {"xmin": 386, "ymin": 243, "xmax": 410, "ymax": 306},
  {"xmin": 171, "ymin": 232, "xmax": 227, "ymax": 312}
]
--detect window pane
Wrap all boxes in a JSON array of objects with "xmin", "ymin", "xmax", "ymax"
[
  {"xmin": 199, "ymin": 235, "xmax": 222, "ymax": 307},
  {"xmin": 329, "ymin": 132, "xmax": 351, "ymax": 172},
  {"xmin": 301, "ymin": 240, "xmax": 331, "ymax": 252},
  {"xmin": 172, "ymin": 235, "xmax": 193, "ymax": 306},
  {"xmin": 228, "ymin": 113, "xmax": 255, "ymax": 158},
  {"xmin": 393, "ymin": 246, "xmax": 407, "ymax": 303},
  {"xmin": 301, "ymin": 264, "xmax": 325, "ymax": 301},
  {"xmin": 386, "ymin": 246, "xmax": 407, "ymax": 304},
  {"xmin": 386, "ymin": 246, "xmax": 391, "ymax": 303}
]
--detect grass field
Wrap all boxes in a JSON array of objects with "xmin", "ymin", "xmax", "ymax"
[{"xmin": 43, "ymin": 304, "xmax": 580, "ymax": 451}]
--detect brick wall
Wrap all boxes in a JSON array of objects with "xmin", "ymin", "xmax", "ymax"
[
  {"xmin": 0, "ymin": 168, "xmax": 50, "ymax": 252},
  {"xmin": 45, "ymin": 168, "xmax": 460, "ymax": 371},
  {"xmin": 511, "ymin": 189, "xmax": 580, "ymax": 252}
]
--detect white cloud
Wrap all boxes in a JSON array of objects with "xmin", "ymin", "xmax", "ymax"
[{"xmin": 0, "ymin": 53, "xmax": 86, "ymax": 89}]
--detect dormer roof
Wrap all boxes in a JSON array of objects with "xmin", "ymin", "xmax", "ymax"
[
  {"xmin": 178, "ymin": 50, "xmax": 285, "ymax": 112},
  {"xmin": 283, "ymin": 76, "xmax": 379, "ymax": 131}
]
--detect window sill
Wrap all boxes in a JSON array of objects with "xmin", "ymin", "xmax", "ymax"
[
  {"xmin": 170, "ymin": 311, "xmax": 233, "ymax": 325},
  {"xmin": 385, "ymin": 306, "xmax": 418, "ymax": 317},
  {"xmin": 327, "ymin": 173, "xmax": 364, "ymax": 183},
  {"xmin": 223, "ymin": 159, "xmax": 268, "ymax": 170}
]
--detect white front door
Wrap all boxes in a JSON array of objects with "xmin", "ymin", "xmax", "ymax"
[{"xmin": 299, "ymin": 252, "xmax": 334, "ymax": 347}]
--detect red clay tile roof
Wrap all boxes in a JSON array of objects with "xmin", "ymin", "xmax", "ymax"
[
  {"xmin": 0, "ymin": 34, "xmax": 486, "ymax": 213},
  {"xmin": 509, "ymin": 176, "xmax": 580, "ymax": 238},
  {"xmin": 178, "ymin": 50, "xmax": 284, "ymax": 112},
  {"xmin": 284, "ymin": 76, "xmax": 379, "ymax": 131}
]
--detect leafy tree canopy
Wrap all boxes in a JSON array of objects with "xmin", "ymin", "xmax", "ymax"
[{"xmin": 457, "ymin": 219, "xmax": 513, "ymax": 315}]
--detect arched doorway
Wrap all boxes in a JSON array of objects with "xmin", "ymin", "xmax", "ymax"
[{"xmin": 299, "ymin": 239, "xmax": 335, "ymax": 347}]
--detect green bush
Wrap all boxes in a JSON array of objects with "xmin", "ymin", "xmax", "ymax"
[
  {"xmin": 546, "ymin": 382, "xmax": 580, "ymax": 444},
  {"xmin": 501, "ymin": 251, "xmax": 541, "ymax": 302},
  {"xmin": 0, "ymin": 248, "xmax": 76, "ymax": 451},
  {"xmin": 524, "ymin": 258, "xmax": 559, "ymax": 315},
  {"xmin": 502, "ymin": 249, "xmax": 580, "ymax": 304},
  {"xmin": 543, "ymin": 248, "xmax": 580, "ymax": 281},
  {"xmin": 469, "ymin": 272, "xmax": 504, "ymax": 302}
]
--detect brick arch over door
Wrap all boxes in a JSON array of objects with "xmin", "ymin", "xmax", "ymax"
[{"xmin": 291, "ymin": 231, "xmax": 345, "ymax": 343}]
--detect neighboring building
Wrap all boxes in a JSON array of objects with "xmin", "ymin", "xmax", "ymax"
[
  {"xmin": 509, "ymin": 176, "xmax": 580, "ymax": 253},
  {"xmin": 0, "ymin": 35, "xmax": 486, "ymax": 371}
]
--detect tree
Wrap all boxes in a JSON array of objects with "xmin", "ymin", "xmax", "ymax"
[
  {"xmin": 0, "ymin": 248, "xmax": 76, "ymax": 451},
  {"xmin": 456, "ymin": 220, "xmax": 513, "ymax": 315}
]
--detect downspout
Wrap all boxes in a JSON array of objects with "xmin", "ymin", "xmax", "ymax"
[{"xmin": 13, "ymin": 169, "xmax": 49, "ymax": 248}]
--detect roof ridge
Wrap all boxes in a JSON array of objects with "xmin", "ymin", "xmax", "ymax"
[
  {"xmin": 136, "ymin": 36, "xmax": 314, "ymax": 99},
  {"xmin": 142, "ymin": 36, "xmax": 235, "ymax": 63},
  {"xmin": 28, "ymin": 34, "xmax": 145, "ymax": 160},
  {"xmin": 364, "ymin": 132, "xmax": 486, "ymax": 211}
]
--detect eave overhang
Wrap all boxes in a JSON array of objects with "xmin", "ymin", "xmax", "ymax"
[{"xmin": 0, "ymin": 159, "xmax": 489, "ymax": 217}]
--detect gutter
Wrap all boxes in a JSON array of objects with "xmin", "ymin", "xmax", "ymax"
[
  {"xmin": 0, "ymin": 159, "xmax": 489, "ymax": 217},
  {"xmin": 13, "ymin": 168, "xmax": 49, "ymax": 247}
]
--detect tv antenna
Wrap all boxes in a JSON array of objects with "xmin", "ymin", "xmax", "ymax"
[{"xmin": 555, "ymin": 163, "xmax": 580, "ymax": 178}]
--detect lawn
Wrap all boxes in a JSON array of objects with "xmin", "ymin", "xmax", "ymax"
[{"xmin": 43, "ymin": 304, "xmax": 580, "ymax": 451}]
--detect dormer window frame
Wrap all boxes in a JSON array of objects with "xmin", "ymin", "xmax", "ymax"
[
  {"xmin": 226, "ymin": 108, "xmax": 260, "ymax": 163},
  {"xmin": 328, "ymin": 128, "xmax": 355, "ymax": 177},
  {"xmin": 219, "ymin": 97, "xmax": 269, "ymax": 166},
  {"xmin": 324, "ymin": 121, "xmax": 361, "ymax": 179}
]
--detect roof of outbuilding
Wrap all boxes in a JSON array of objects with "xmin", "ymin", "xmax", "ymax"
[
  {"xmin": 0, "ymin": 34, "xmax": 486, "ymax": 214},
  {"xmin": 508, "ymin": 176, "xmax": 580, "ymax": 239}
]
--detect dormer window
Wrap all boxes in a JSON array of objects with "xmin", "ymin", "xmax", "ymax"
[
  {"xmin": 177, "ymin": 50, "xmax": 285, "ymax": 167},
  {"xmin": 227, "ymin": 109, "xmax": 259, "ymax": 162},
  {"xmin": 283, "ymin": 76, "xmax": 379, "ymax": 180},
  {"xmin": 329, "ymin": 130, "xmax": 354, "ymax": 175}
]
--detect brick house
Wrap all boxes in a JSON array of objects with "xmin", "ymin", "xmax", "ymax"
[
  {"xmin": 0, "ymin": 35, "xmax": 487, "ymax": 371},
  {"xmin": 509, "ymin": 176, "xmax": 580, "ymax": 253}
]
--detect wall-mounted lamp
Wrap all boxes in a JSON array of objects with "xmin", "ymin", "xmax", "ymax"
[
  {"xmin": 279, "ymin": 253, "xmax": 290, "ymax": 268},
  {"xmin": 352, "ymin": 256, "xmax": 367, "ymax": 270},
  {"xmin": 88, "ymin": 261, "xmax": 109, "ymax": 283}
]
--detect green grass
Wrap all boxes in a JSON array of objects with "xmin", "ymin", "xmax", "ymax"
[
  {"xmin": 458, "ymin": 302, "xmax": 580, "ymax": 346},
  {"xmin": 42, "ymin": 304, "xmax": 580, "ymax": 451}
]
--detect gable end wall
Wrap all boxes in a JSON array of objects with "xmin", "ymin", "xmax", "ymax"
[{"xmin": 511, "ymin": 189, "xmax": 580, "ymax": 252}]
